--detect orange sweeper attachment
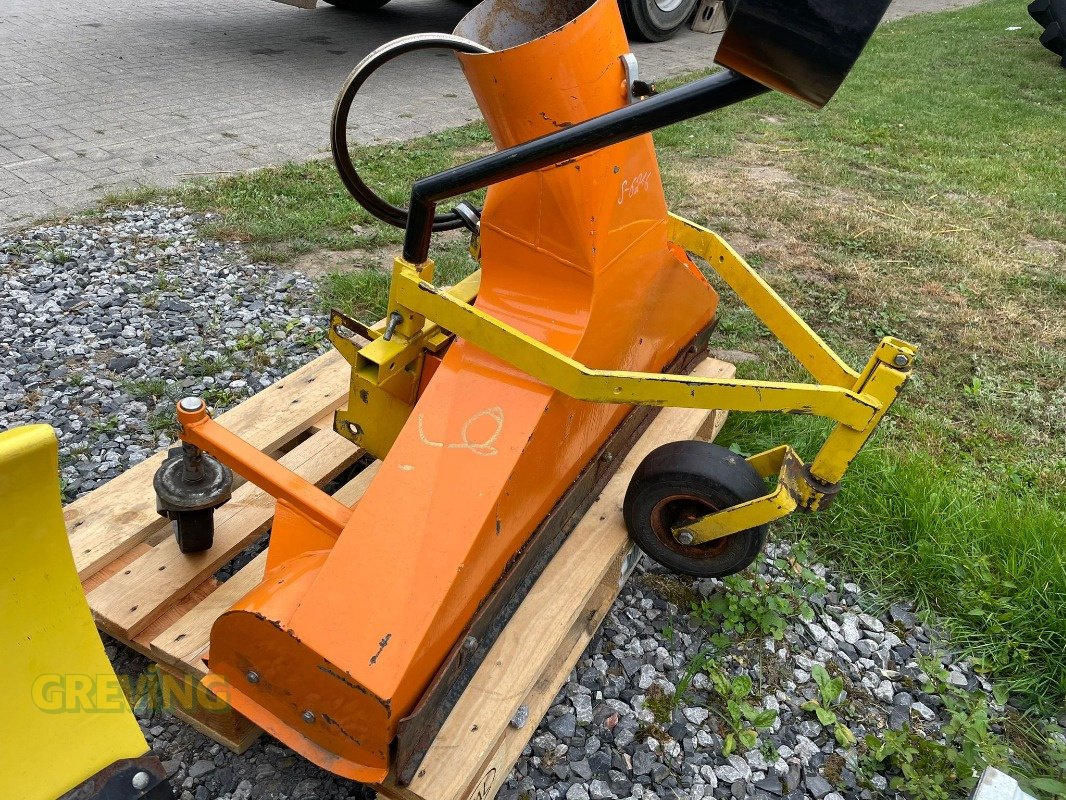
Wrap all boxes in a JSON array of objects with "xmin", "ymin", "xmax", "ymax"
[{"xmin": 151, "ymin": 0, "xmax": 913, "ymax": 785}]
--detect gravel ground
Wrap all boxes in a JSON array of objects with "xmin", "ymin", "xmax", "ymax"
[
  {"xmin": 0, "ymin": 208, "xmax": 1020, "ymax": 799},
  {"xmin": 0, "ymin": 206, "xmax": 330, "ymax": 501}
]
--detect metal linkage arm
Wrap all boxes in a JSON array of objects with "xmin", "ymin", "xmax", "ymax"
[
  {"xmin": 668, "ymin": 215, "xmax": 860, "ymax": 389},
  {"xmin": 403, "ymin": 70, "xmax": 768, "ymax": 263},
  {"xmin": 388, "ymin": 261, "xmax": 883, "ymax": 430}
]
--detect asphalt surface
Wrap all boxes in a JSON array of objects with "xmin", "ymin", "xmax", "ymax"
[
  {"xmin": 0, "ymin": 0, "xmax": 982, "ymax": 229},
  {"xmin": 0, "ymin": 0, "xmax": 721, "ymax": 228}
]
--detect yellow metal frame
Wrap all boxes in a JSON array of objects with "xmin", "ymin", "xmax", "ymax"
[{"xmin": 332, "ymin": 214, "xmax": 915, "ymax": 544}]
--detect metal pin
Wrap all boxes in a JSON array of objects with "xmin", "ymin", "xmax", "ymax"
[
  {"xmin": 382, "ymin": 311, "xmax": 404, "ymax": 342},
  {"xmin": 178, "ymin": 396, "xmax": 204, "ymax": 413},
  {"xmin": 131, "ymin": 772, "xmax": 151, "ymax": 791}
]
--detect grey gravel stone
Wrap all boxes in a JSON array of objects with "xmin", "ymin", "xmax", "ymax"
[
  {"xmin": 186, "ymin": 760, "xmax": 215, "ymax": 780},
  {"xmin": 588, "ymin": 778, "xmax": 616, "ymax": 800},
  {"xmin": 550, "ymin": 712, "xmax": 578, "ymax": 739},
  {"xmin": 912, "ymin": 701, "xmax": 937, "ymax": 721},
  {"xmin": 806, "ymin": 775, "xmax": 834, "ymax": 798}
]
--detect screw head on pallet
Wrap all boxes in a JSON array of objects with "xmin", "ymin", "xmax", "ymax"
[
  {"xmin": 132, "ymin": 771, "xmax": 151, "ymax": 791},
  {"xmin": 179, "ymin": 396, "xmax": 205, "ymax": 412},
  {"xmin": 302, "ymin": 710, "xmax": 316, "ymax": 724},
  {"xmin": 246, "ymin": 671, "xmax": 260, "ymax": 684},
  {"xmin": 676, "ymin": 530, "xmax": 695, "ymax": 545}
]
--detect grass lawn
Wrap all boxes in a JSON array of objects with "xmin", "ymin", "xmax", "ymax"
[{"xmin": 102, "ymin": 0, "xmax": 1064, "ymax": 782}]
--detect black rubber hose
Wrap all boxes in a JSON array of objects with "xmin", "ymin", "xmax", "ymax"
[{"xmin": 330, "ymin": 34, "xmax": 492, "ymax": 231}]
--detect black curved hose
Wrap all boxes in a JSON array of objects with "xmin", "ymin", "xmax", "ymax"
[{"xmin": 330, "ymin": 34, "xmax": 492, "ymax": 231}]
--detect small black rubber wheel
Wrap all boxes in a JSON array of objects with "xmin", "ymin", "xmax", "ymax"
[
  {"xmin": 619, "ymin": 0, "xmax": 699, "ymax": 42},
  {"xmin": 173, "ymin": 509, "xmax": 215, "ymax": 554},
  {"xmin": 623, "ymin": 440, "xmax": 768, "ymax": 578},
  {"xmin": 323, "ymin": 0, "xmax": 392, "ymax": 10}
]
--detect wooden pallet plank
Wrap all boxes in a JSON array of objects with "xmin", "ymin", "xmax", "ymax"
[
  {"xmin": 389, "ymin": 359, "xmax": 731, "ymax": 800},
  {"xmin": 88, "ymin": 427, "xmax": 361, "ymax": 639},
  {"xmin": 66, "ymin": 348, "xmax": 350, "ymax": 580},
  {"xmin": 155, "ymin": 662, "xmax": 261, "ymax": 754},
  {"xmin": 150, "ymin": 551, "xmax": 267, "ymax": 677}
]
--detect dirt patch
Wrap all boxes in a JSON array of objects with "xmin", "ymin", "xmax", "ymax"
[
  {"xmin": 291, "ymin": 246, "xmax": 394, "ymax": 278},
  {"xmin": 743, "ymin": 165, "xmax": 796, "ymax": 188},
  {"xmin": 455, "ymin": 139, "xmax": 496, "ymax": 162}
]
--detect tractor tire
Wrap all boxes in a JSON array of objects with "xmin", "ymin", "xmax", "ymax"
[
  {"xmin": 619, "ymin": 0, "xmax": 699, "ymax": 42},
  {"xmin": 1028, "ymin": 0, "xmax": 1066, "ymax": 64},
  {"xmin": 623, "ymin": 440, "xmax": 768, "ymax": 578},
  {"xmin": 323, "ymin": 0, "xmax": 392, "ymax": 10}
]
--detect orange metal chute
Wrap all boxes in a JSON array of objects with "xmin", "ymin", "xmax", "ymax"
[{"xmin": 203, "ymin": 0, "xmax": 717, "ymax": 781}]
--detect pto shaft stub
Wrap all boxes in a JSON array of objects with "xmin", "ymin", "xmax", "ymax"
[{"xmin": 154, "ymin": 428, "xmax": 233, "ymax": 554}]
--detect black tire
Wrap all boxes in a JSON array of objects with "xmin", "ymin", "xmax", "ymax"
[
  {"xmin": 323, "ymin": 0, "xmax": 392, "ymax": 10},
  {"xmin": 1029, "ymin": 0, "xmax": 1066, "ymax": 61},
  {"xmin": 623, "ymin": 440, "xmax": 768, "ymax": 578},
  {"xmin": 618, "ymin": 0, "xmax": 699, "ymax": 42},
  {"xmin": 173, "ymin": 509, "xmax": 215, "ymax": 554}
]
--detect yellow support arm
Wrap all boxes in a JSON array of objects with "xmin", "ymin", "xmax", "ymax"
[{"xmin": 391, "ymin": 263, "xmax": 883, "ymax": 430}]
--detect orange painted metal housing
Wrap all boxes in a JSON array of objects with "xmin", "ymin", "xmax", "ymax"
[{"xmin": 199, "ymin": 0, "xmax": 718, "ymax": 782}]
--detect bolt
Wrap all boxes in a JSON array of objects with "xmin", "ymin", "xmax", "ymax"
[
  {"xmin": 181, "ymin": 442, "xmax": 205, "ymax": 484},
  {"xmin": 463, "ymin": 635, "xmax": 478, "ymax": 652},
  {"xmin": 893, "ymin": 353, "xmax": 910, "ymax": 367},
  {"xmin": 676, "ymin": 530, "xmax": 695, "ymax": 546},
  {"xmin": 382, "ymin": 311, "xmax": 404, "ymax": 342},
  {"xmin": 131, "ymin": 771, "xmax": 151, "ymax": 791},
  {"xmin": 302, "ymin": 710, "xmax": 316, "ymax": 724},
  {"xmin": 246, "ymin": 671, "xmax": 260, "ymax": 684},
  {"xmin": 178, "ymin": 396, "xmax": 204, "ymax": 413},
  {"xmin": 602, "ymin": 452, "xmax": 614, "ymax": 463}
]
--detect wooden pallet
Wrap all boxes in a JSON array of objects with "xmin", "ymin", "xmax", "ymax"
[{"xmin": 66, "ymin": 350, "xmax": 734, "ymax": 798}]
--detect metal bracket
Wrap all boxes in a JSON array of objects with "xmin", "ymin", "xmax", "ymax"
[
  {"xmin": 621, "ymin": 53, "xmax": 655, "ymax": 104},
  {"xmin": 58, "ymin": 755, "xmax": 174, "ymax": 800}
]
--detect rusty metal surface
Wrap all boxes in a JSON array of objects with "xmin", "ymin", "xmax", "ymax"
[
  {"xmin": 392, "ymin": 324, "xmax": 715, "ymax": 786},
  {"xmin": 454, "ymin": 0, "xmax": 596, "ymax": 51}
]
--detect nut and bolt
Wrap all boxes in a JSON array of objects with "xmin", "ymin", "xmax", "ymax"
[
  {"xmin": 893, "ymin": 353, "xmax": 910, "ymax": 367},
  {"xmin": 131, "ymin": 771, "xmax": 151, "ymax": 791},
  {"xmin": 246, "ymin": 671, "xmax": 260, "ymax": 684},
  {"xmin": 302, "ymin": 710, "xmax": 317, "ymax": 724},
  {"xmin": 676, "ymin": 530, "xmax": 695, "ymax": 546}
]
